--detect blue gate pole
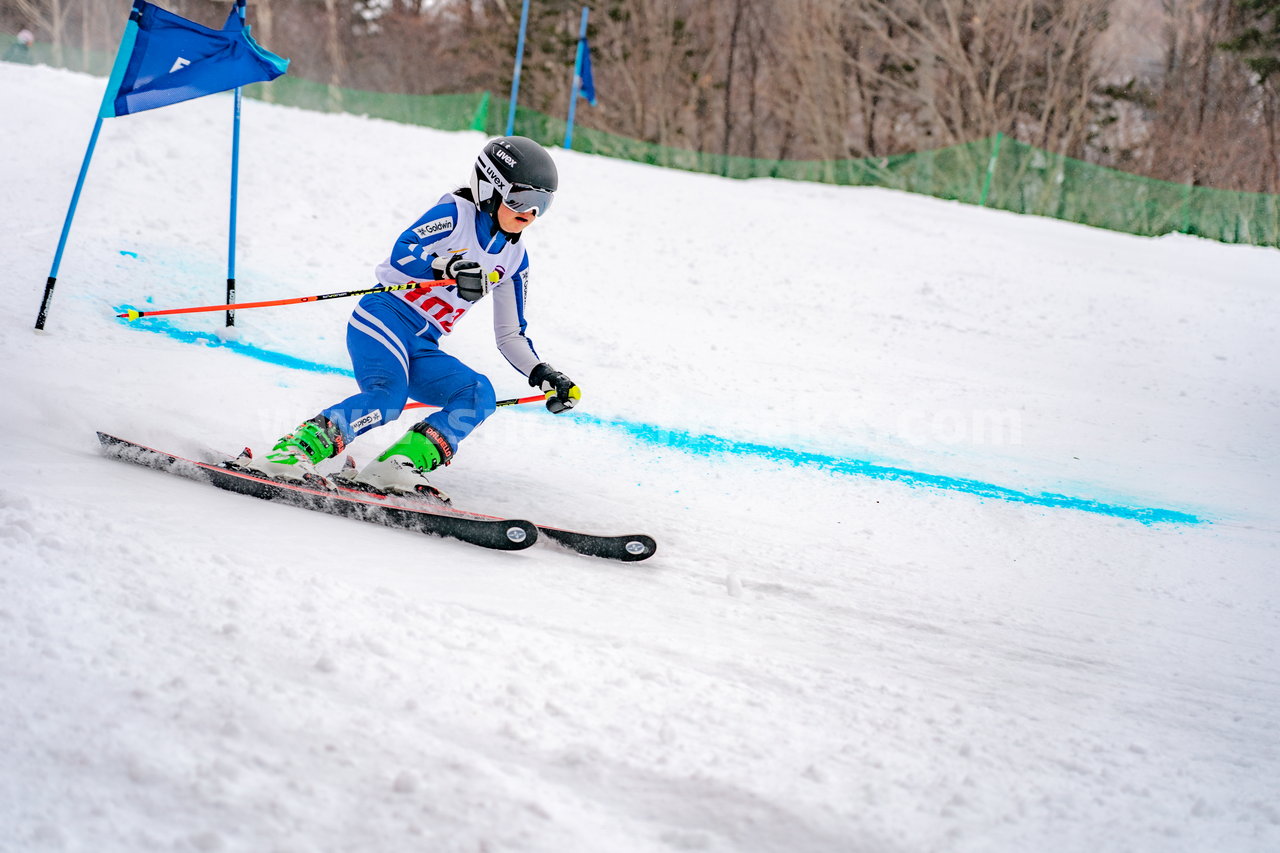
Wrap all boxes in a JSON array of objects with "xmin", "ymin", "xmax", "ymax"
[
  {"xmin": 36, "ymin": 4, "xmax": 139, "ymax": 330},
  {"xmin": 227, "ymin": 87, "xmax": 241, "ymax": 327},
  {"xmin": 505, "ymin": 0, "xmax": 532, "ymax": 136},
  {"xmin": 35, "ymin": 116, "xmax": 105, "ymax": 330},
  {"xmin": 226, "ymin": 0, "xmax": 248, "ymax": 327},
  {"xmin": 563, "ymin": 6, "xmax": 590, "ymax": 150}
]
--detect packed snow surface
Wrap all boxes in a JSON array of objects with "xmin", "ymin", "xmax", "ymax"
[{"xmin": 2, "ymin": 63, "xmax": 1278, "ymax": 852}]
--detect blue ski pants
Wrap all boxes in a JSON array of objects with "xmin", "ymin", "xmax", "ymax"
[{"xmin": 321, "ymin": 295, "xmax": 497, "ymax": 452}]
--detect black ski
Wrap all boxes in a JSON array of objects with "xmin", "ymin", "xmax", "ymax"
[
  {"xmin": 330, "ymin": 481, "xmax": 658, "ymax": 562},
  {"xmin": 536, "ymin": 527, "xmax": 657, "ymax": 562},
  {"xmin": 330, "ymin": 479, "xmax": 655, "ymax": 558},
  {"xmin": 96, "ymin": 432, "xmax": 537, "ymax": 551}
]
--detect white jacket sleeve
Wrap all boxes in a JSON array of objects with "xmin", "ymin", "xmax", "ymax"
[{"xmin": 492, "ymin": 263, "xmax": 542, "ymax": 377}]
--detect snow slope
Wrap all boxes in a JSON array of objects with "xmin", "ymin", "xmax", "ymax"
[{"xmin": 2, "ymin": 63, "xmax": 1278, "ymax": 853}]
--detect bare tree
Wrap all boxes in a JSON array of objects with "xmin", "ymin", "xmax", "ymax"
[
  {"xmin": 8, "ymin": 0, "xmax": 72, "ymax": 65},
  {"xmin": 840, "ymin": 0, "xmax": 1110, "ymax": 157},
  {"xmin": 1218, "ymin": 0, "xmax": 1280, "ymax": 191},
  {"xmin": 582, "ymin": 1, "xmax": 724, "ymax": 155},
  {"xmin": 10, "ymin": 0, "xmax": 1276, "ymax": 196},
  {"xmin": 1105, "ymin": 0, "xmax": 1280, "ymax": 193}
]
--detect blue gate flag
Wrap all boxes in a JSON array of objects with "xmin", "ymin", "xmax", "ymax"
[
  {"xmin": 562, "ymin": 7, "xmax": 594, "ymax": 150},
  {"xmin": 99, "ymin": 0, "xmax": 288, "ymax": 118},
  {"xmin": 578, "ymin": 37, "xmax": 597, "ymax": 106}
]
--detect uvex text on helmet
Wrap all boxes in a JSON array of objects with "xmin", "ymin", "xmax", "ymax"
[{"xmin": 470, "ymin": 136, "xmax": 559, "ymax": 217}]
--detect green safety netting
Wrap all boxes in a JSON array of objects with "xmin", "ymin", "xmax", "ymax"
[
  {"xmin": 14, "ymin": 38, "xmax": 1280, "ymax": 249},
  {"xmin": 239, "ymin": 77, "xmax": 1280, "ymax": 249}
]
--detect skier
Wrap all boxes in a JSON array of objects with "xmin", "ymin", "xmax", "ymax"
[
  {"xmin": 4, "ymin": 29, "xmax": 34, "ymax": 64},
  {"xmin": 243, "ymin": 136, "xmax": 580, "ymax": 500}
]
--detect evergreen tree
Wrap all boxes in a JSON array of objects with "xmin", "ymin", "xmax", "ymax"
[{"xmin": 1220, "ymin": 0, "xmax": 1280, "ymax": 84}]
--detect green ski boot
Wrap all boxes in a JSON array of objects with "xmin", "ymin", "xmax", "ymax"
[
  {"xmin": 243, "ymin": 415, "xmax": 345, "ymax": 483},
  {"xmin": 338, "ymin": 422, "xmax": 453, "ymax": 502}
]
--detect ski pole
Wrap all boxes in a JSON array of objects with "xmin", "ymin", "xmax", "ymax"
[
  {"xmin": 404, "ymin": 394, "xmax": 546, "ymax": 412},
  {"xmin": 116, "ymin": 280, "xmax": 453, "ymax": 321}
]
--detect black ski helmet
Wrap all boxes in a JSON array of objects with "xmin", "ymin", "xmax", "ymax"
[{"xmin": 469, "ymin": 136, "xmax": 559, "ymax": 224}]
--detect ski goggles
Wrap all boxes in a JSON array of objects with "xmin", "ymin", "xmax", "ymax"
[{"xmin": 503, "ymin": 184, "xmax": 555, "ymax": 217}]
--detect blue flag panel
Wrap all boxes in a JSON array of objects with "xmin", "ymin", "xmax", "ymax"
[
  {"xmin": 578, "ymin": 37, "xmax": 597, "ymax": 106},
  {"xmin": 100, "ymin": 0, "xmax": 288, "ymax": 118}
]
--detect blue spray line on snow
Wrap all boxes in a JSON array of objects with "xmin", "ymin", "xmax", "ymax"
[
  {"xmin": 572, "ymin": 413, "xmax": 1205, "ymax": 525},
  {"xmin": 116, "ymin": 309, "xmax": 354, "ymax": 377},
  {"xmin": 116, "ymin": 313, "xmax": 1205, "ymax": 525}
]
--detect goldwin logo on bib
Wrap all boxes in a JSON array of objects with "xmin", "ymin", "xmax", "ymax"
[
  {"xmin": 413, "ymin": 219, "xmax": 452, "ymax": 239},
  {"xmin": 350, "ymin": 411, "xmax": 382, "ymax": 432}
]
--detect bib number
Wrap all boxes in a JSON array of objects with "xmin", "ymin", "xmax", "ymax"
[{"xmin": 405, "ymin": 291, "xmax": 467, "ymax": 332}]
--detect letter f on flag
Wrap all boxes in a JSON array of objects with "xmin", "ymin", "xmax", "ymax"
[{"xmin": 99, "ymin": 0, "xmax": 288, "ymax": 119}]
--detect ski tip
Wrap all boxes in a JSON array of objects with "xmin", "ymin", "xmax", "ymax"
[
  {"xmin": 626, "ymin": 537, "xmax": 657, "ymax": 560},
  {"xmin": 537, "ymin": 528, "xmax": 658, "ymax": 562},
  {"xmin": 620, "ymin": 536, "xmax": 657, "ymax": 561}
]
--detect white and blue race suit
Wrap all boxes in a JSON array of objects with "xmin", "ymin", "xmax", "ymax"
[{"xmin": 319, "ymin": 192, "xmax": 543, "ymax": 452}]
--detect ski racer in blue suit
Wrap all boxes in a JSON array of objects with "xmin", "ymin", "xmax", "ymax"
[{"xmin": 244, "ymin": 137, "xmax": 580, "ymax": 501}]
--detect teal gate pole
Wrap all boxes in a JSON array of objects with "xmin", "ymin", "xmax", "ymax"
[
  {"xmin": 563, "ymin": 7, "xmax": 590, "ymax": 150},
  {"xmin": 505, "ymin": 0, "xmax": 532, "ymax": 136}
]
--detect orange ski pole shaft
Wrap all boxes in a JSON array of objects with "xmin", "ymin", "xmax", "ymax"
[{"xmin": 116, "ymin": 280, "xmax": 453, "ymax": 321}]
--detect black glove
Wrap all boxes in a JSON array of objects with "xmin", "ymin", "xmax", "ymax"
[
  {"xmin": 434, "ymin": 254, "xmax": 488, "ymax": 303},
  {"xmin": 528, "ymin": 362, "xmax": 581, "ymax": 413}
]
